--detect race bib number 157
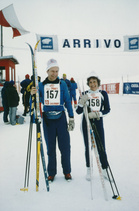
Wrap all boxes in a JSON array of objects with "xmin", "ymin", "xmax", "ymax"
[{"xmin": 44, "ymin": 84, "xmax": 60, "ymax": 105}]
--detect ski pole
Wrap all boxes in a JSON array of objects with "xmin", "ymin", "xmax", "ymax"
[
  {"xmin": 77, "ymin": 81, "xmax": 94, "ymax": 200},
  {"xmin": 92, "ymin": 122, "xmax": 121, "ymax": 200},
  {"xmin": 20, "ymin": 120, "xmax": 33, "ymax": 192}
]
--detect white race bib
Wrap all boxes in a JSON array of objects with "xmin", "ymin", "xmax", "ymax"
[
  {"xmin": 44, "ymin": 84, "xmax": 60, "ymax": 105},
  {"xmin": 87, "ymin": 92, "xmax": 102, "ymax": 111}
]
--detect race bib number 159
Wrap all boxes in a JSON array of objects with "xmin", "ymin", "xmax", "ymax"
[{"xmin": 44, "ymin": 84, "xmax": 60, "ymax": 105}]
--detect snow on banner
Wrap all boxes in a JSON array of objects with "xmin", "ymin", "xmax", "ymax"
[{"xmin": 0, "ymin": 4, "xmax": 29, "ymax": 38}]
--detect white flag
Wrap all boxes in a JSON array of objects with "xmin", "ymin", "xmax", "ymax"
[
  {"xmin": 0, "ymin": 4, "xmax": 29, "ymax": 38},
  {"xmin": 124, "ymin": 35, "xmax": 139, "ymax": 52},
  {"xmin": 36, "ymin": 34, "xmax": 59, "ymax": 52}
]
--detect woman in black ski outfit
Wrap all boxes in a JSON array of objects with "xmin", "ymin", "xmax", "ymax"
[{"xmin": 76, "ymin": 72, "xmax": 110, "ymax": 180}]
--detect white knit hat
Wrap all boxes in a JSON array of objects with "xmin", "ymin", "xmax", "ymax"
[
  {"xmin": 46, "ymin": 59, "xmax": 59, "ymax": 71},
  {"xmin": 87, "ymin": 71, "xmax": 100, "ymax": 80}
]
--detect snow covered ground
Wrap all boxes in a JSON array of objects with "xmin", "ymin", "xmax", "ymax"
[{"xmin": 0, "ymin": 93, "xmax": 139, "ymax": 211}]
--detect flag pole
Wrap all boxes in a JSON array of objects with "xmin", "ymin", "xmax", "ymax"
[{"xmin": 1, "ymin": 25, "xmax": 3, "ymax": 57}]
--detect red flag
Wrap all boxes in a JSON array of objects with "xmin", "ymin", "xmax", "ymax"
[{"xmin": 0, "ymin": 4, "xmax": 29, "ymax": 38}]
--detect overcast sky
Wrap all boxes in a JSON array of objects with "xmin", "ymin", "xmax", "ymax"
[{"xmin": 0, "ymin": 0, "xmax": 139, "ymax": 82}]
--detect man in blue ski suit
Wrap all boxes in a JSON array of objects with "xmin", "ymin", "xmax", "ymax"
[
  {"xmin": 70, "ymin": 77, "xmax": 78, "ymax": 108},
  {"xmin": 31, "ymin": 59, "xmax": 75, "ymax": 182},
  {"xmin": 76, "ymin": 72, "xmax": 110, "ymax": 181},
  {"xmin": 61, "ymin": 73, "xmax": 71, "ymax": 94}
]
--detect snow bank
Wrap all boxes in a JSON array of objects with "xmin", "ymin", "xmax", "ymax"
[{"xmin": 0, "ymin": 94, "xmax": 139, "ymax": 211}]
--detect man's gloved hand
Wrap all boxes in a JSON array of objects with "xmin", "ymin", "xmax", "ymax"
[
  {"xmin": 68, "ymin": 118, "xmax": 75, "ymax": 131},
  {"xmin": 88, "ymin": 111, "xmax": 100, "ymax": 120},
  {"xmin": 31, "ymin": 86, "xmax": 37, "ymax": 95},
  {"xmin": 79, "ymin": 94, "xmax": 89, "ymax": 106}
]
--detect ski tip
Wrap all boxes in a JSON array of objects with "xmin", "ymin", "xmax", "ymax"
[
  {"xmin": 20, "ymin": 188, "xmax": 28, "ymax": 192},
  {"xmin": 112, "ymin": 195, "xmax": 122, "ymax": 200}
]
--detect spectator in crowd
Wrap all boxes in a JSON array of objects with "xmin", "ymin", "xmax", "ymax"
[
  {"xmin": 20, "ymin": 74, "xmax": 31, "ymax": 116},
  {"xmin": 1, "ymin": 81, "xmax": 9, "ymax": 124},
  {"xmin": 70, "ymin": 77, "xmax": 78, "ymax": 108},
  {"xmin": 26, "ymin": 75, "xmax": 41, "ymax": 93},
  {"xmin": 61, "ymin": 73, "xmax": 71, "ymax": 94},
  {"xmin": 6, "ymin": 80, "xmax": 20, "ymax": 125},
  {"xmin": 26, "ymin": 75, "xmax": 42, "ymax": 117}
]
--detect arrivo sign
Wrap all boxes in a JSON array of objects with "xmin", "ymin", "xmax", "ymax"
[
  {"xmin": 62, "ymin": 39, "xmax": 121, "ymax": 49},
  {"xmin": 36, "ymin": 34, "xmax": 139, "ymax": 52}
]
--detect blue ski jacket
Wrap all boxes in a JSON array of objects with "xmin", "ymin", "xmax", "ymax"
[
  {"xmin": 39, "ymin": 77, "xmax": 74, "ymax": 118},
  {"xmin": 70, "ymin": 82, "xmax": 77, "ymax": 95},
  {"xmin": 61, "ymin": 78, "xmax": 71, "ymax": 92}
]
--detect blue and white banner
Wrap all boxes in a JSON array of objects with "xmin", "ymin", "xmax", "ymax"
[
  {"xmin": 123, "ymin": 83, "xmax": 139, "ymax": 94},
  {"xmin": 36, "ymin": 34, "xmax": 58, "ymax": 52},
  {"xmin": 124, "ymin": 35, "xmax": 139, "ymax": 52},
  {"xmin": 36, "ymin": 34, "xmax": 139, "ymax": 52}
]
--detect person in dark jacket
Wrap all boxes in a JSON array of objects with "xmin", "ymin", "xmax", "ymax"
[
  {"xmin": 70, "ymin": 77, "xmax": 78, "ymax": 108},
  {"xmin": 20, "ymin": 74, "xmax": 31, "ymax": 116},
  {"xmin": 6, "ymin": 80, "xmax": 20, "ymax": 125},
  {"xmin": 76, "ymin": 72, "xmax": 110, "ymax": 181},
  {"xmin": 1, "ymin": 81, "xmax": 9, "ymax": 123}
]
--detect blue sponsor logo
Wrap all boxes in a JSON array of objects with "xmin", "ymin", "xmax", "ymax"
[
  {"xmin": 129, "ymin": 37, "xmax": 139, "ymax": 50},
  {"xmin": 123, "ymin": 83, "xmax": 139, "ymax": 94},
  {"xmin": 124, "ymin": 83, "xmax": 131, "ymax": 94},
  {"xmin": 41, "ymin": 37, "xmax": 53, "ymax": 50}
]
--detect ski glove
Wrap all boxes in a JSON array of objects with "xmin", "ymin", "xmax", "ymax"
[
  {"xmin": 79, "ymin": 94, "xmax": 89, "ymax": 106},
  {"xmin": 88, "ymin": 111, "xmax": 100, "ymax": 120},
  {"xmin": 68, "ymin": 118, "xmax": 75, "ymax": 131}
]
